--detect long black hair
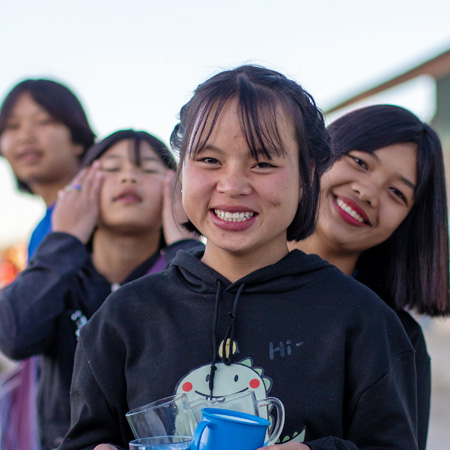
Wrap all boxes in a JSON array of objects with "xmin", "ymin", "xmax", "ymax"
[
  {"xmin": 328, "ymin": 104, "xmax": 450, "ymax": 316},
  {"xmin": 171, "ymin": 65, "xmax": 331, "ymax": 241}
]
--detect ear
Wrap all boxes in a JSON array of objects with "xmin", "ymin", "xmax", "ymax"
[{"xmin": 73, "ymin": 143, "xmax": 84, "ymax": 158}]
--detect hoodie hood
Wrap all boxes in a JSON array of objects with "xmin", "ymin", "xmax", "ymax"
[{"xmin": 171, "ymin": 248, "xmax": 333, "ymax": 296}]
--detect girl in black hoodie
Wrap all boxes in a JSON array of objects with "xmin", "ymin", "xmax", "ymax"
[{"xmin": 60, "ymin": 67, "xmax": 418, "ymax": 450}]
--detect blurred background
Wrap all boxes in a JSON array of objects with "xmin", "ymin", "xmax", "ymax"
[{"xmin": 0, "ymin": 1, "xmax": 449, "ymax": 448}]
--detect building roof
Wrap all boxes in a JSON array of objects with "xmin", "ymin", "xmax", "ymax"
[{"xmin": 327, "ymin": 47, "xmax": 450, "ymax": 114}]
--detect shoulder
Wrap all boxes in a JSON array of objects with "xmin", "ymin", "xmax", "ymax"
[
  {"xmin": 77, "ymin": 268, "xmax": 181, "ymax": 359},
  {"xmin": 396, "ymin": 310, "xmax": 430, "ymax": 358},
  {"xmin": 86, "ymin": 266, "xmax": 179, "ymax": 322},
  {"xmin": 29, "ymin": 232, "xmax": 88, "ymax": 269},
  {"xmin": 284, "ymin": 250, "xmax": 393, "ymax": 313},
  {"xmin": 298, "ymin": 257, "xmax": 413, "ymax": 349},
  {"xmin": 28, "ymin": 206, "xmax": 54, "ymax": 257},
  {"xmin": 163, "ymin": 239, "xmax": 204, "ymax": 256},
  {"xmin": 305, "ymin": 255, "xmax": 389, "ymax": 309}
]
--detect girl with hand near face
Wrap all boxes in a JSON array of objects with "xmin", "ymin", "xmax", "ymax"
[
  {"xmin": 0, "ymin": 130, "xmax": 201, "ymax": 450},
  {"xmin": 59, "ymin": 67, "xmax": 418, "ymax": 450},
  {"xmin": 290, "ymin": 104, "xmax": 450, "ymax": 450}
]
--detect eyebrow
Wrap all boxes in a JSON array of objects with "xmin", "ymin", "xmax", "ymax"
[
  {"xmin": 399, "ymin": 176, "xmax": 416, "ymax": 190},
  {"xmin": 366, "ymin": 152, "xmax": 416, "ymax": 190},
  {"xmin": 198, "ymin": 144, "xmax": 224, "ymax": 154},
  {"xmin": 198, "ymin": 143, "xmax": 277, "ymax": 159}
]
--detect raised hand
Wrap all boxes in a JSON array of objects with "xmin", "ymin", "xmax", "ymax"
[
  {"xmin": 162, "ymin": 170, "xmax": 199, "ymax": 245},
  {"xmin": 52, "ymin": 161, "xmax": 104, "ymax": 244}
]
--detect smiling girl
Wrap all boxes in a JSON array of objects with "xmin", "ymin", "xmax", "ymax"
[
  {"xmin": 59, "ymin": 67, "xmax": 418, "ymax": 450},
  {"xmin": 290, "ymin": 104, "xmax": 450, "ymax": 449},
  {"xmin": 0, "ymin": 130, "xmax": 200, "ymax": 449}
]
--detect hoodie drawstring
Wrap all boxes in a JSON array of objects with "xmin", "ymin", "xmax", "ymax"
[
  {"xmin": 222, "ymin": 283, "xmax": 245, "ymax": 365},
  {"xmin": 208, "ymin": 281, "xmax": 245, "ymax": 397},
  {"xmin": 208, "ymin": 280, "xmax": 222, "ymax": 397}
]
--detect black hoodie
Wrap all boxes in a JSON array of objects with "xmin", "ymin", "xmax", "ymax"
[
  {"xmin": 0, "ymin": 232, "xmax": 202, "ymax": 450},
  {"xmin": 59, "ymin": 249, "xmax": 418, "ymax": 450}
]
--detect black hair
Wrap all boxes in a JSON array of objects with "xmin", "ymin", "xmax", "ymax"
[
  {"xmin": 0, "ymin": 78, "xmax": 96, "ymax": 193},
  {"xmin": 328, "ymin": 104, "xmax": 450, "ymax": 316},
  {"xmin": 82, "ymin": 129, "xmax": 175, "ymax": 170},
  {"xmin": 170, "ymin": 65, "xmax": 331, "ymax": 241}
]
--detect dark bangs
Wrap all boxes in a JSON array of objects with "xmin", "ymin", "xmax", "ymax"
[
  {"xmin": 176, "ymin": 78, "xmax": 296, "ymax": 163},
  {"xmin": 82, "ymin": 129, "xmax": 175, "ymax": 170},
  {"xmin": 329, "ymin": 104, "xmax": 425, "ymax": 158}
]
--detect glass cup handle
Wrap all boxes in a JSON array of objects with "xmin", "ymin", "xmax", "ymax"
[
  {"xmin": 257, "ymin": 397, "xmax": 285, "ymax": 446},
  {"xmin": 191, "ymin": 421, "xmax": 213, "ymax": 450}
]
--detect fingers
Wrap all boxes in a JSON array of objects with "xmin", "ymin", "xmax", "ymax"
[
  {"xmin": 52, "ymin": 161, "xmax": 104, "ymax": 243},
  {"xmin": 93, "ymin": 445, "xmax": 118, "ymax": 450},
  {"xmin": 59, "ymin": 161, "xmax": 103, "ymax": 199},
  {"xmin": 163, "ymin": 169, "xmax": 175, "ymax": 200},
  {"xmin": 162, "ymin": 170, "xmax": 199, "ymax": 244},
  {"xmin": 259, "ymin": 443, "xmax": 310, "ymax": 450},
  {"xmin": 82, "ymin": 161, "xmax": 104, "ymax": 201}
]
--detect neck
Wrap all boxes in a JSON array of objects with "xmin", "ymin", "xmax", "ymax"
[
  {"xmin": 30, "ymin": 174, "xmax": 79, "ymax": 206},
  {"xmin": 92, "ymin": 228, "xmax": 161, "ymax": 284},
  {"xmin": 32, "ymin": 184, "xmax": 62, "ymax": 206},
  {"xmin": 202, "ymin": 241, "xmax": 289, "ymax": 283},
  {"xmin": 289, "ymin": 235, "xmax": 359, "ymax": 276}
]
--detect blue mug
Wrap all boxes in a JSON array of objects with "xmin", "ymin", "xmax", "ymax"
[{"xmin": 191, "ymin": 408, "xmax": 270, "ymax": 450}]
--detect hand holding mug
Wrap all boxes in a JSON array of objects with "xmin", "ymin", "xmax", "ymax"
[{"xmin": 260, "ymin": 444, "xmax": 310, "ymax": 450}]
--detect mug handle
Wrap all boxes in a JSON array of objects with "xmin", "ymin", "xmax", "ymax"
[
  {"xmin": 257, "ymin": 397, "xmax": 285, "ymax": 446},
  {"xmin": 191, "ymin": 421, "xmax": 213, "ymax": 450}
]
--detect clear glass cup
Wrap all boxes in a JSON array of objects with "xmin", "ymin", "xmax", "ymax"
[
  {"xmin": 126, "ymin": 394, "xmax": 197, "ymax": 439},
  {"xmin": 129, "ymin": 435, "xmax": 192, "ymax": 449}
]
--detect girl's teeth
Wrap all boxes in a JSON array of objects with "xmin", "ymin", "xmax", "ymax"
[
  {"xmin": 214, "ymin": 210, "xmax": 254, "ymax": 222},
  {"xmin": 336, "ymin": 198, "xmax": 364, "ymax": 223}
]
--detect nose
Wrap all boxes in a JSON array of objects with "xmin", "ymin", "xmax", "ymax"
[
  {"xmin": 352, "ymin": 180, "xmax": 379, "ymax": 207},
  {"xmin": 120, "ymin": 165, "xmax": 139, "ymax": 184},
  {"xmin": 121, "ymin": 176, "xmax": 137, "ymax": 184},
  {"xmin": 18, "ymin": 121, "xmax": 36, "ymax": 143},
  {"xmin": 217, "ymin": 166, "xmax": 252, "ymax": 197}
]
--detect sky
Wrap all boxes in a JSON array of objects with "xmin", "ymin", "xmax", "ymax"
[{"xmin": 1, "ymin": 0, "xmax": 450, "ymax": 248}]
